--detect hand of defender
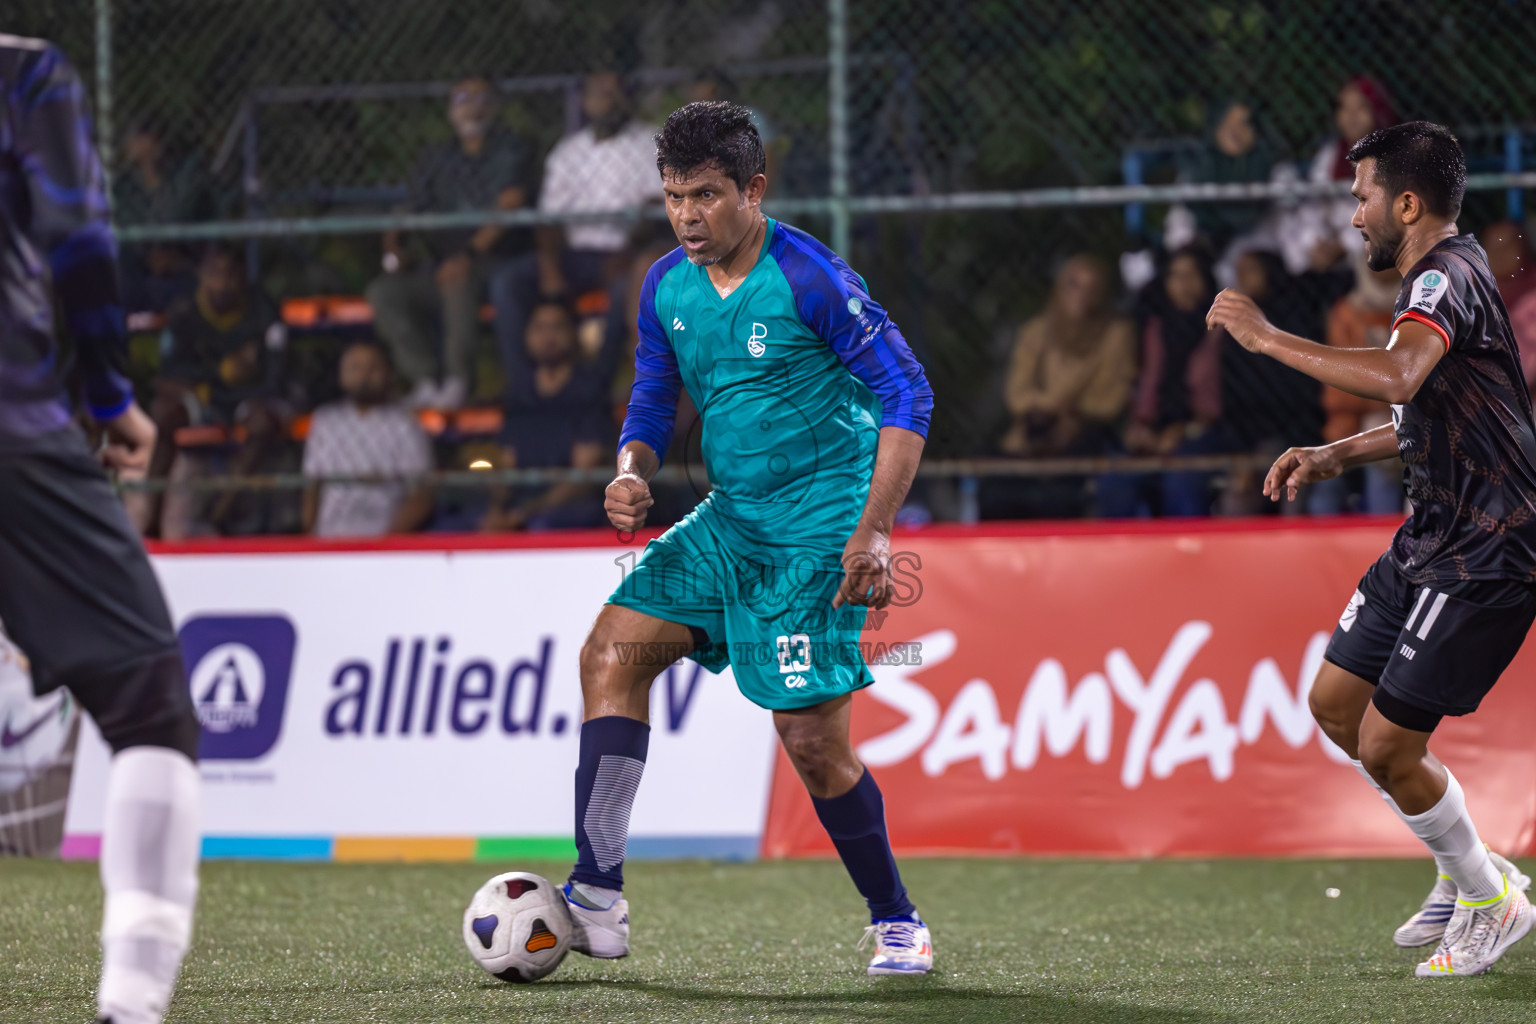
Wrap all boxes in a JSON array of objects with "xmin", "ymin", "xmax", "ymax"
[
  {"xmin": 1206, "ymin": 289, "xmax": 1272, "ymax": 353},
  {"xmin": 604, "ymin": 472, "xmax": 654, "ymax": 531},
  {"xmin": 1264, "ymin": 445, "xmax": 1343, "ymax": 502},
  {"xmin": 834, "ymin": 526, "xmax": 894, "ymax": 609},
  {"xmin": 100, "ymin": 402, "xmax": 157, "ymax": 475}
]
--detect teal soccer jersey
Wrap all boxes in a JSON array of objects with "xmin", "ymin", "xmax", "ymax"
[{"xmin": 609, "ymin": 218, "xmax": 932, "ymax": 709}]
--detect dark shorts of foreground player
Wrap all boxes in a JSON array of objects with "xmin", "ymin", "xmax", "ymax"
[
  {"xmin": 0, "ymin": 428, "xmax": 194, "ymax": 754},
  {"xmin": 1325, "ymin": 552, "xmax": 1536, "ymax": 731},
  {"xmin": 607, "ymin": 502, "xmax": 874, "ymax": 711}
]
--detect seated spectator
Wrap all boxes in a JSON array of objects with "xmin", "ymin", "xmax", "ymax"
[
  {"xmin": 1178, "ymin": 100, "xmax": 1276, "ymax": 259},
  {"xmin": 998, "ymin": 254, "xmax": 1135, "ymax": 458},
  {"xmin": 492, "ymin": 70, "xmax": 659, "ymax": 400},
  {"xmin": 142, "ymin": 244, "xmax": 289, "ymax": 538},
  {"xmin": 366, "ymin": 75, "xmax": 537, "ymax": 409},
  {"xmin": 1481, "ymin": 221, "xmax": 1536, "ymax": 394},
  {"xmin": 302, "ymin": 341, "xmax": 435, "ymax": 537},
  {"xmin": 482, "ymin": 299, "xmax": 609, "ymax": 531},
  {"xmin": 1213, "ymin": 249, "xmax": 1324, "ymax": 513},
  {"xmin": 114, "ymin": 119, "xmax": 216, "ymax": 312},
  {"xmin": 1308, "ymin": 255, "xmax": 1405, "ymax": 515},
  {"xmin": 1096, "ymin": 247, "xmax": 1223, "ymax": 518},
  {"xmin": 1272, "ymin": 75, "xmax": 1397, "ymax": 276}
]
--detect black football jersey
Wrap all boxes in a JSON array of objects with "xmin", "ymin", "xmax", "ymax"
[{"xmin": 1388, "ymin": 234, "xmax": 1536, "ymax": 584}]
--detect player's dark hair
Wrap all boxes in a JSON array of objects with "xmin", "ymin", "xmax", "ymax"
[
  {"xmin": 654, "ymin": 101, "xmax": 765, "ymax": 191},
  {"xmin": 1348, "ymin": 121, "xmax": 1466, "ymax": 218}
]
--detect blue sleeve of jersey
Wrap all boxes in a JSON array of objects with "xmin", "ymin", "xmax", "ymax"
[
  {"xmin": 617, "ymin": 261, "xmax": 682, "ymax": 462},
  {"xmin": 779, "ymin": 230, "xmax": 933, "ymax": 437},
  {"xmin": 14, "ymin": 45, "xmax": 131, "ymax": 418}
]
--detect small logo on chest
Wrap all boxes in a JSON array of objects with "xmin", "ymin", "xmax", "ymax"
[
  {"xmin": 673, "ymin": 317, "xmax": 686, "ymax": 331},
  {"xmin": 747, "ymin": 322, "xmax": 768, "ymax": 358}
]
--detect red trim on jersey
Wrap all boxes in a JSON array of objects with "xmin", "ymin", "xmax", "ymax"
[{"xmin": 1392, "ymin": 310, "xmax": 1452, "ymax": 352}]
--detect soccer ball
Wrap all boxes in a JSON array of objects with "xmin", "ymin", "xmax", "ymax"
[{"xmin": 461, "ymin": 871, "xmax": 573, "ymax": 983}]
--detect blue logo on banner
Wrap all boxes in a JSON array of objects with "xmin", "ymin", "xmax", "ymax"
[{"xmin": 179, "ymin": 615, "xmax": 296, "ymax": 760}]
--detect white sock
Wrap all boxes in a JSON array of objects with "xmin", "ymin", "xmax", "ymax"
[
  {"xmin": 1351, "ymin": 757, "xmax": 1452, "ymax": 882},
  {"xmin": 98, "ymin": 747, "xmax": 201, "ymax": 1024},
  {"xmin": 1396, "ymin": 768, "xmax": 1503, "ymax": 903}
]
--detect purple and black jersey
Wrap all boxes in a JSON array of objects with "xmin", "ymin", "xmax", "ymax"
[
  {"xmin": 0, "ymin": 35, "xmax": 131, "ymax": 449},
  {"xmin": 1388, "ymin": 234, "xmax": 1536, "ymax": 584}
]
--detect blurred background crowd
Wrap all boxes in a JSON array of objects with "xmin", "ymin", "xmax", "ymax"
[{"xmin": 18, "ymin": 0, "xmax": 1536, "ymax": 539}]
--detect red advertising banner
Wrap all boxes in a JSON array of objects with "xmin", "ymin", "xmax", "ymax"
[{"xmin": 762, "ymin": 521, "xmax": 1536, "ymax": 859}]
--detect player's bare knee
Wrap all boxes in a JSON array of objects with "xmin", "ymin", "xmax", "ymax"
[
  {"xmin": 578, "ymin": 629, "xmax": 623, "ymax": 695},
  {"xmin": 1357, "ymin": 731, "xmax": 1414, "ymax": 790},
  {"xmin": 779, "ymin": 728, "xmax": 852, "ymax": 792},
  {"xmin": 1308, "ymin": 688, "xmax": 1359, "ymax": 755}
]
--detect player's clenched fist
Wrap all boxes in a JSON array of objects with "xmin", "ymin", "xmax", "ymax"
[
  {"xmin": 1263, "ymin": 445, "xmax": 1344, "ymax": 502},
  {"xmin": 604, "ymin": 471, "xmax": 654, "ymax": 531},
  {"xmin": 1205, "ymin": 288, "xmax": 1273, "ymax": 352},
  {"xmin": 834, "ymin": 525, "xmax": 894, "ymax": 609}
]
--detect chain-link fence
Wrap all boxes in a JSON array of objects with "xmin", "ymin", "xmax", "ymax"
[{"xmin": 15, "ymin": 0, "xmax": 1536, "ymax": 533}]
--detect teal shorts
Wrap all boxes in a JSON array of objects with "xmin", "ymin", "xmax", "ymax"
[{"xmin": 607, "ymin": 505, "xmax": 874, "ymax": 711}]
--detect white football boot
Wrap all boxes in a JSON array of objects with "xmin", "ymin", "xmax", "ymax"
[
  {"xmin": 1394, "ymin": 850, "xmax": 1532, "ymax": 948},
  {"xmin": 1415, "ymin": 878, "xmax": 1533, "ymax": 978},
  {"xmin": 858, "ymin": 915, "xmax": 934, "ymax": 975},
  {"xmin": 563, "ymin": 882, "xmax": 630, "ymax": 959}
]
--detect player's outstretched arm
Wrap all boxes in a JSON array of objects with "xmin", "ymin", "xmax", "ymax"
[
  {"xmin": 605, "ymin": 441, "xmax": 660, "ymax": 531},
  {"xmin": 1207, "ymin": 289, "xmax": 1445, "ymax": 404},
  {"xmin": 1263, "ymin": 423, "xmax": 1401, "ymax": 503},
  {"xmin": 835, "ymin": 426, "xmax": 924, "ymax": 609}
]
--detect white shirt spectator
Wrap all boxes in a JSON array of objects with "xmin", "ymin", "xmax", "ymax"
[
  {"xmin": 538, "ymin": 121, "xmax": 658, "ymax": 253},
  {"xmin": 302, "ymin": 400, "xmax": 433, "ymax": 538}
]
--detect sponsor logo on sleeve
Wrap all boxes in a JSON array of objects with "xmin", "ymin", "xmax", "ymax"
[{"xmin": 1409, "ymin": 269, "xmax": 1449, "ymax": 315}]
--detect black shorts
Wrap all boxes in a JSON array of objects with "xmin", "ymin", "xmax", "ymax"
[
  {"xmin": 0, "ymin": 429, "xmax": 180, "ymax": 707},
  {"xmin": 1324, "ymin": 552, "xmax": 1536, "ymax": 730}
]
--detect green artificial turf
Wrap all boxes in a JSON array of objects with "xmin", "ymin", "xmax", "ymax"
[{"xmin": 3, "ymin": 857, "xmax": 1535, "ymax": 1023}]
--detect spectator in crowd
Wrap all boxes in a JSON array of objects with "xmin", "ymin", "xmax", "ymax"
[
  {"xmin": 142, "ymin": 244, "xmax": 289, "ymax": 538},
  {"xmin": 999, "ymin": 255, "xmax": 1135, "ymax": 458},
  {"xmin": 1212, "ymin": 249, "xmax": 1324, "ymax": 513},
  {"xmin": 366, "ymin": 75, "xmax": 537, "ymax": 410},
  {"xmin": 1308, "ymin": 254, "xmax": 1405, "ymax": 514},
  {"xmin": 302, "ymin": 340, "xmax": 435, "ymax": 537},
  {"xmin": 1273, "ymin": 74, "xmax": 1398, "ymax": 276},
  {"xmin": 1481, "ymin": 220, "xmax": 1536, "ymax": 394},
  {"xmin": 1097, "ymin": 247, "xmax": 1223, "ymax": 518},
  {"xmin": 1178, "ymin": 99, "xmax": 1277, "ymax": 259},
  {"xmin": 985, "ymin": 254, "xmax": 1135, "ymax": 519},
  {"xmin": 482, "ymin": 299, "xmax": 609, "ymax": 531},
  {"xmin": 113, "ymin": 120, "xmax": 216, "ymax": 312},
  {"xmin": 492, "ymin": 70, "xmax": 658, "ymax": 399}
]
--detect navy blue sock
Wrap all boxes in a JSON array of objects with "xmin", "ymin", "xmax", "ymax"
[
  {"xmin": 811, "ymin": 768, "xmax": 916, "ymax": 921},
  {"xmin": 569, "ymin": 716, "xmax": 650, "ymax": 890}
]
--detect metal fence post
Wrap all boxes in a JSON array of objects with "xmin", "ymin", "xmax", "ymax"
[
  {"xmin": 94, "ymin": 0, "xmax": 113, "ymax": 215},
  {"xmin": 827, "ymin": 0, "xmax": 851, "ymax": 255}
]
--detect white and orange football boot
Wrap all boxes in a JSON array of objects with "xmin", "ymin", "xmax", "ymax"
[
  {"xmin": 858, "ymin": 915, "xmax": 933, "ymax": 975},
  {"xmin": 1416, "ymin": 878, "xmax": 1533, "ymax": 978}
]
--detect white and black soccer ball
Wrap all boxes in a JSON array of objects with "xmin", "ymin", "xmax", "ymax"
[{"xmin": 462, "ymin": 871, "xmax": 573, "ymax": 983}]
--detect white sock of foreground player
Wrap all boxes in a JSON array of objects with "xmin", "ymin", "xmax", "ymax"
[
  {"xmin": 98, "ymin": 747, "xmax": 200, "ymax": 1024},
  {"xmin": 1353, "ymin": 758, "xmax": 1455, "ymax": 884},
  {"xmin": 1385, "ymin": 767, "xmax": 1504, "ymax": 903}
]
